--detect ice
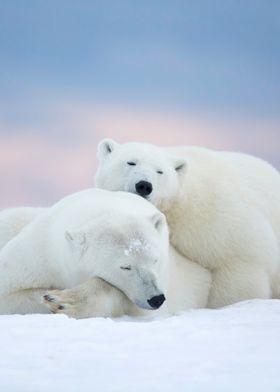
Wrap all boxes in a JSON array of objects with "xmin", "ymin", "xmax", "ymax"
[{"xmin": 0, "ymin": 299, "xmax": 279, "ymax": 391}]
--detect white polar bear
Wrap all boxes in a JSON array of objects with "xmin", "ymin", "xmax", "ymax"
[
  {"xmin": 0, "ymin": 189, "xmax": 210, "ymax": 317},
  {"xmin": 95, "ymin": 139, "xmax": 280, "ymax": 307}
]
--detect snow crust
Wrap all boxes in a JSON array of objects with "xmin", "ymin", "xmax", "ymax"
[{"xmin": 0, "ymin": 299, "xmax": 280, "ymax": 392}]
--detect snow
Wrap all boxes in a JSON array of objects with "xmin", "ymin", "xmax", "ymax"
[
  {"xmin": 0, "ymin": 300, "xmax": 280, "ymax": 392},
  {"xmin": 124, "ymin": 238, "xmax": 150, "ymax": 256}
]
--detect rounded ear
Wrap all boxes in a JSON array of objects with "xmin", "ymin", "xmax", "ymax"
[
  {"xmin": 97, "ymin": 139, "xmax": 119, "ymax": 160},
  {"xmin": 151, "ymin": 212, "xmax": 166, "ymax": 232},
  {"xmin": 65, "ymin": 230, "xmax": 87, "ymax": 247}
]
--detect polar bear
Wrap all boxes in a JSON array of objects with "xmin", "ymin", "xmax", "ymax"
[
  {"xmin": 95, "ymin": 139, "xmax": 280, "ymax": 307},
  {"xmin": 0, "ymin": 188, "xmax": 211, "ymax": 317}
]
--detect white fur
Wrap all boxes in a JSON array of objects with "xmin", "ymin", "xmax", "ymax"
[
  {"xmin": 0, "ymin": 189, "xmax": 211, "ymax": 317},
  {"xmin": 43, "ymin": 246, "xmax": 211, "ymax": 319},
  {"xmin": 95, "ymin": 140, "xmax": 280, "ymax": 307},
  {"xmin": 0, "ymin": 207, "xmax": 46, "ymax": 250}
]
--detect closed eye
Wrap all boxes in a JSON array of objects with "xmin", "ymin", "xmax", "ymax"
[
  {"xmin": 127, "ymin": 162, "xmax": 136, "ymax": 166},
  {"xmin": 157, "ymin": 170, "xmax": 163, "ymax": 174},
  {"xmin": 120, "ymin": 265, "xmax": 132, "ymax": 270}
]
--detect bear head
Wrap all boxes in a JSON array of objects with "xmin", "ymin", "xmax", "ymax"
[
  {"xmin": 65, "ymin": 202, "xmax": 169, "ymax": 311},
  {"xmin": 95, "ymin": 139, "xmax": 187, "ymax": 211}
]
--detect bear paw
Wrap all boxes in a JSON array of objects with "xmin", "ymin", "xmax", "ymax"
[{"xmin": 43, "ymin": 290, "xmax": 82, "ymax": 319}]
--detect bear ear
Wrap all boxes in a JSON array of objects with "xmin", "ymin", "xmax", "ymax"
[
  {"xmin": 97, "ymin": 139, "xmax": 119, "ymax": 160},
  {"xmin": 173, "ymin": 158, "xmax": 187, "ymax": 174},
  {"xmin": 65, "ymin": 230, "xmax": 87, "ymax": 248},
  {"xmin": 151, "ymin": 212, "xmax": 166, "ymax": 232}
]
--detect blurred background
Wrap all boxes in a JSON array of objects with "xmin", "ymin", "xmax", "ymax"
[{"xmin": 0, "ymin": 0, "xmax": 279, "ymax": 208}]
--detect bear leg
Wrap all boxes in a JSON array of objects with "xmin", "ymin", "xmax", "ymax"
[
  {"xmin": 43, "ymin": 277, "xmax": 135, "ymax": 319},
  {"xmin": 208, "ymin": 263, "xmax": 272, "ymax": 308}
]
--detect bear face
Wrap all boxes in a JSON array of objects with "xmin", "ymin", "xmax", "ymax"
[
  {"xmin": 65, "ymin": 210, "xmax": 169, "ymax": 310},
  {"xmin": 95, "ymin": 139, "xmax": 187, "ymax": 211}
]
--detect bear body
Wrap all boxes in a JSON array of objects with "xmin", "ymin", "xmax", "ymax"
[
  {"xmin": 95, "ymin": 140, "xmax": 280, "ymax": 307},
  {"xmin": 0, "ymin": 189, "xmax": 210, "ymax": 317},
  {"xmin": 0, "ymin": 207, "xmax": 46, "ymax": 250}
]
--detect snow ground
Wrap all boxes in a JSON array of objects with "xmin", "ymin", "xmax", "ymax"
[{"xmin": 0, "ymin": 300, "xmax": 279, "ymax": 392}]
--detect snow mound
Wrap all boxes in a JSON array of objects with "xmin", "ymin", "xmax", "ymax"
[{"xmin": 0, "ymin": 299, "xmax": 280, "ymax": 392}]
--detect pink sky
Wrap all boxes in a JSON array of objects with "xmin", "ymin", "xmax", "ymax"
[{"xmin": 0, "ymin": 101, "xmax": 279, "ymax": 208}]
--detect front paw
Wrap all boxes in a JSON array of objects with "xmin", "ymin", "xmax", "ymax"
[{"xmin": 43, "ymin": 290, "xmax": 81, "ymax": 319}]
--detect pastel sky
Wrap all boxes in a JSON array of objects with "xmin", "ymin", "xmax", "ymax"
[{"xmin": 0, "ymin": 1, "xmax": 279, "ymax": 208}]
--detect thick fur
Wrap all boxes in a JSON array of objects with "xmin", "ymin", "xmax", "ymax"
[
  {"xmin": 0, "ymin": 207, "xmax": 46, "ymax": 250},
  {"xmin": 43, "ymin": 246, "xmax": 211, "ymax": 319},
  {"xmin": 95, "ymin": 140, "xmax": 280, "ymax": 307},
  {"xmin": 0, "ymin": 189, "xmax": 211, "ymax": 317}
]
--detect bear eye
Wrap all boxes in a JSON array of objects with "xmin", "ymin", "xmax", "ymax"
[
  {"xmin": 120, "ymin": 265, "xmax": 132, "ymax": 271},
  {"xmin": 157, "ymin": 170, "xmax": 163, "ymax": 175},
  {"xmin": 127, "ymin": 162, "xmax": 136, "ymax": 166}
]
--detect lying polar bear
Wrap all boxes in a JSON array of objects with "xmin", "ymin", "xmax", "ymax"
[
  {"xmin": 0, "ymin": 189, "xmax": 210, "ymax": 317},
  {"xmin": 95, "ymin": 139, "xmax": 280, "ymax": 307}
]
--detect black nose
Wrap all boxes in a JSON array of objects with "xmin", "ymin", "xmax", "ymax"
[
  {"xmin": 135, "ymin": 181, "xmax": 153, "ymax": 197},
  {"xmin": 147, "ymin": 294, "xmax": 166, "ymax": 309}
]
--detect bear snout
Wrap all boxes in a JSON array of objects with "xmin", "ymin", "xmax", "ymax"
[
  {"xmin": 135, "ymin": 181, "xmax": 153, "ymax": 197},
  {"xmin": 147, "ymin": 294, "xmax": 166, "ymax": 309}
]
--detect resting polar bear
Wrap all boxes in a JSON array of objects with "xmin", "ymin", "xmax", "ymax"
[
  {"xmin": 0, "ymin": 189, "xmax": 210, "ymax": 317},
  {"xmin": 95, "ymin": 140, "xmax": 280, "ymax": 307}
]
